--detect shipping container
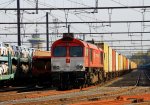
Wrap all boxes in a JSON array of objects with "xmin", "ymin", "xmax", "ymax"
[
  {"xmin": 131, "ymin": 62, "xmax": 133, "ymax": 69},
  {"xmin": 118, "ymin": 54, "xmax": 123, "ymax": 71},
  {"xmin": 112, "ymin": 49, "xmax": 116, "ymax": 72},
  {"xmin": 121, "ymin": 55, "xmax": 124, "ymax": 71},
  {"xmin": 33, "ymin": 50, "xmax": 51, "ymax": 57},
  {"xmin": 32, "ymin": 51, "xmax": 51, "ymax": 78},
  {"xmin": 127, "ymin": 59, "xmax": 130, "ymax": 70},
  {"xmin": 118, "ymin": 54, "xmax": 121, "ymax": 71},
  {"xmin": 129, "ymin": 60, "xmax": 131, "ymax": 70},
  {"xmin": 97, "ymin": 43, "xmax": 109, "ymax": 73},
  {"xmin": 126, "ymin": 58, "xmax": 129, "ymax": 70},
  {"xmin": 131, "ymin": 61, "xmax": 137, "ymax": 69},
  {"xmin": 122, "ymin": 56, "xmax": 125, "ymax": 70},
  {"xmin": 116, "ymin": 52, "xmax": 119, "ymax": 71},
  {"xmin": 123, "ymin": 56, "xmax": 127, "ymax": 70},
  {"xmin": 108, "ymin": 47, "xmax": 112, "ymax": 72}
]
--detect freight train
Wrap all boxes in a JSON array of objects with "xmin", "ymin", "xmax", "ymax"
[
  {"xmin": 0, "ymin": 34, "xmax": 137, "ymax": 89},
  {"xmin": 51, "ymin": 33, "xmax": 137, "ymax": 89}
]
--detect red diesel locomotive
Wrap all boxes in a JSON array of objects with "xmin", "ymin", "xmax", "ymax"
[{"xmin": 51, "ymin": 33, "xmax": 104, "ymax": 89}]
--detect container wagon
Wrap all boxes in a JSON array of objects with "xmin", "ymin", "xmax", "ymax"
[{"xmin": 32, "ymin": 50, "xmax": 51, "ymax": 85}]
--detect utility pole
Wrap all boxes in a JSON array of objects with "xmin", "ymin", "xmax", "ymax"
[
  {"xmin": 94, "ymin": 0, "xmax": 98, "ymax": 13},
  {"xmin": 36, "ymin": 0, "xmax": 38, "ymax": 14},
  {"xmin": 68, "ymin": 25, "xmax": 70, "ymax": 33},
  {"xmin": 46, "ymin": 12, "xmax": 49, "ymax": 51},
  {"xmin": 17, "ymin": 0, "xmax": 21, "ymax": 46},
  {"xmin": 83, "ymin": 34, "xmax": 85, "ymax": 41}
]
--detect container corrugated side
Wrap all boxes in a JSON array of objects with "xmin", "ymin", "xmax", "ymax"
[
  {"xmin": 112, "ymin": 49, "xmax": 116, "ymax": 72},
  {"xmin": 108, "ymin": 47, "xmax": 112, "ymax": 72},
  {"xmin": 98, "ymin": 43, "xmax": 109, "ymax": 73},
  {"xmin": 123, "ymin": 56, "xmax": 126, "ymax": 70},
  {"xmin": 119, "ymin": 54, "xmax": 123, "ymax": 71},
  {"xmin": 116, "ymin": 52, "xmax": 119, "ymax": 71}
]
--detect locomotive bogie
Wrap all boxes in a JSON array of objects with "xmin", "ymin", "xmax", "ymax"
[{"xmin": 51, "ymin": 71, "xmax": 86, "ymax": 89}]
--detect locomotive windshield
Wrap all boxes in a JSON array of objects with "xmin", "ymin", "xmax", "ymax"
[
  {"xmin": 53, "ymin": 46, "xmax": 66, "ymax": 57},
  {"xmin": 70, "ymin": 46, "xmax": 83, "ymax": 57}
]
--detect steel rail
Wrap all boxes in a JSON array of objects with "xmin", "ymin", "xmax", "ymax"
[
  {"xmin": 135, "ymin": 72, "xmax": 141, "ymax": 86},
  {"xmin": 144, "ymin": 71, "xmax": 150, "ymax": 81}
]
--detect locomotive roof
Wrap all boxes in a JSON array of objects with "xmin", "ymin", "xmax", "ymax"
[
  {"xmin": 52, "ymin": 37, "xmax": 103, "ymax": 51},
  {"xmin": 80, "ymin": 40, "xmax": 103, "ymax": 51}
]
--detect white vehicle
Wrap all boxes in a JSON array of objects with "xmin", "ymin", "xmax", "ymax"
[
  {"xmin": 11, "ymin": 45, "xmax": 19, "ymax": 56},
  {"xmin": 0, "ymin": 42, "xmax": 7, "ymax": 56},
  {"xmin": 19, "ymin": 46, "xmax": 29, "ymax": 58},
  {"xmin": 0, "ymin": 62, "xmax": 8, "ymax": 75},
  {"xmin": 28, "ymin": 48, "xmax": 35, "ymax": 57},
  {"xmin": 4, "ymin": 43, "xmax": 14, "ymax": 56},
  {"xmin": 0, "ymin": 65, "xmax": 3, "ymax": 75}
]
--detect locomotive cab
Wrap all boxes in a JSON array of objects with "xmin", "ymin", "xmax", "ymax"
[{"xmin": 51, "ymin": 33, "xmax": 85, "ymax": 73}]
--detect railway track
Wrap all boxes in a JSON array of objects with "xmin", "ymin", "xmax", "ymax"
[
  {"xmin": 135, "ymin": 71, "xmax": 141, "ymax": 86},
  {"xmin": 136, "ymin": 69, "xmax": 150, "ymax": 86},
  {"xmin": 0, "ymin": 69, "xmax": 149, "ymax": 105},
  {"xmin": 144, "ymin": 70, "xmax": 150, "ymax": 81}
]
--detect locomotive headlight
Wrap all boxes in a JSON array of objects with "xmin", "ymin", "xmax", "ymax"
[{"xmin": 76, "ymin": 64, "xmax": 83, "ymax": 69}]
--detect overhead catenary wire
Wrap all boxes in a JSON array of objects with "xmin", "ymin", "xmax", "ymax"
[
  {"xmin": 23, "ymin": 0, "xmax": 84, "ymax": 35},
  {"xmin": 23, "ymin": 0, "xmax": 139, "ymax": 44},
  {"xmin": 66, "ymin": 0, "xmax": 90, "ymax": 7},
  {"xmin": 0, "ymin": 20, "xmax": 150, "ymax": 24},
  {"xmin": 110, "ymin": 45, "xmax": 150, "ymax": 47},
  {"xmin": 110, "ymin": 0, "xmax": 141, "ymax": 13},
  {"xmin": 2, "ymin": 39, "xmax": 150, "ymax": 43},
  {"xmin": 0, "ymin": 0, "xmax": 15, "ymax": 6},
  {"xmin": 0, "ymin": 31, "xmax": 150, "ymax": 35},
  {"xmin": 14, "ymin": 0, "xmax": 150, "ymax": 40},
  {"xmin": 1, "ymin": 6, "xmax": 150, "ymax": 10}
]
